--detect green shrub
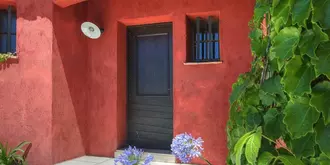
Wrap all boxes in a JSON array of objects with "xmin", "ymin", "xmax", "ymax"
[{"xmin": 226, "ymin": 0, "xmax": 330, "ymax": 164}]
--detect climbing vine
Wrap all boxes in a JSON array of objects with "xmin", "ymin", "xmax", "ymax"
[{"xmin": 226, "ymin": 0, "xmax": 330, "ymax": 164}]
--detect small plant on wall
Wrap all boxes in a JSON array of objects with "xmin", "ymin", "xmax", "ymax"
[
  {"xmin": 0, "ymin": 53, "xmax": 15, "ymax": 63},
  {"xmin": 227, "ymin": 0, "xmax": 330, "ymax": 164}
]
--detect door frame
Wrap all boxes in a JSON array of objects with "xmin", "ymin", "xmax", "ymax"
[{"xmin": 126, "ymin": 22, "xmax": 174, "ymax": 149}]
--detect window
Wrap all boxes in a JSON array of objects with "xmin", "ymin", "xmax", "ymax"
[
  {"xmin": 188, "ymin": 16, "xmax": 220, "ymax": 62},
  {"xmin": 0, "ymin": 6, "xmax": 16, "ymax": 54}
]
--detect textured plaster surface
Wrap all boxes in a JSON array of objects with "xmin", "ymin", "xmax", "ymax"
[
  {"xmin": 52, "ymin": 3, "xmax": 89, "ymax": 164},
  {"xmin": 0, "ymin": 0, "xmax": 53, "ymax": 165},
  {"xmin": 53, "ymin": 0, "xmax": 87, "ymax": 8}
]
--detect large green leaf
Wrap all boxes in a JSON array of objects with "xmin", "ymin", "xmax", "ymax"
[
  {"xmin": 278, "ymin": 155, "xmax": 305, "ymax": 165},
  {"xmin": 311, "ymin": 81, "xmax": 330, "ymax": 125},
  {"xmin": 271, "ymin": 0, "xmax": 294, "ymax": 32},
  {"xmin": 263, "ymin": 108, "xmax": 285, "ymax": 139},
  {"xmin": 312, "ymin": 0, "xmax": 330, "ymax": 29},
  {"xmin": 258, "ymin": 152, "xmax": 275, "ymax": 165},
  {"xmin": 234, "ymin": 131, "xmax": 254, "ymax": 165},
  {"xmin": 282, "ymin": 56, "xmax": 316, "ymax": 95},
  {"xmin": 245, "ymin": 128, "xmax": 262, "ymax": 165},
  {"xmin": 284, "ymin": 97, "xmax": 320, "ymax": 139},
  {"xmin": 291, "ymin": 133, "xmax": 316, "ymax": 158},
  {"xmin": 299, "ymin": 24, "xmax": 329, "ymax": 58},
  {"xmin": 271, "ymin": 27, "xmax": 300, "ymax": 60},
  {"xmin": 315, "ymin": 119, "xmax": 330, "ymax": 159},
  {"xmin": 292, "ymin": 0, "xmax": 312, "ymax": 27},
  {"xmin": 312, "ymin": 42, "xmax": 330, "ymax": 78}
]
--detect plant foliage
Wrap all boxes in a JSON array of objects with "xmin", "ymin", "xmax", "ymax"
[
  {"xmin": 0, "ymin": 53, "xmax": 15, "ymax": 63},
  {"xmin": 227, "ymin": 0, "xmax": 330, "ymax": 164},
  {"xmin": 0, "ymin": 141, "xmax": 30, "ymax": 165}
]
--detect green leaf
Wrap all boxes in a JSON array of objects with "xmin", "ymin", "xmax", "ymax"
[
  {"xmin": 258, "ymin": 152, "xmax": 275, "ymax": 165},
  {"xmin": 271, "ymin": 0, "xmax": 294, "ymax": 32},
  {"xmin": 244, "ymin": 86, "xmax": 260, "ymax": 106},
  {"xmin": 234, "ymin": 131, "xmax": 254, "ymax": 165},
  {"xmin": 292, "ymin": 0, "xmax": 312, "ymax": 27},
  {"xmin": 300, "ymin": 24, "xmax": 328, "ymax": 59},
  {"xmin": 315, "ymin": 119, "xmax": 330, "ymax": 159},
  {"xmin": 250, "ymin": 29, "xmax": 267, "ymax": 57},
  {"xmin": 261, "ymin": 75, "xmax": 285, "ymax": 96},
  {"xmin": 312, "ymin": 0, "xmax": 330, "ymax": 29},
  {"xmin": 271, "ymin": 27, "xmax": 300, "ymax": 60},
  {"xmin": 263, "ymin": 108, "xmax": 285, "ymax": 139},
  {"xmin": 318, "ymin": 153, "xmax": 330, "ymax": 165},
  {"xmin": 311, "ymin": 81, "xmax": 330, "ymax": 125},
  {"xmin": 278, "ymin": 155, "xmax": 305, "ymax": 165},
  {"xmin": 300, "ymin": 23, "xmax": 329, "ymax": 58},
  {"xmin": 253, "ymin": 2, "xmax": 270, "ymax": 26},
  {"xmin": 291, "ymin": 133, "xmax": 316, "ymax": 158},
  {"xmin": 282, "ymin": 55, "xmax": 316, "ymax": 95},
  {"xmin": 312, "ymin": 42, "xmax": 330, "ymax": 78},
  {"xmin": 245, "ymin": 127, "xmax": 262, "ymax": 165},
  {"xmin": 259, "ymin": 90, "xmax": 276, "ymax": 106},
  {"xmin": 247, "ymin": 111, "xmax": 262, "ymax": 130},
  {"xmin": 284, "ymin": 96, "xmax": 320, "ymax": 139},
  {"xmin": 228, "ymin": 126, "xmax": 248, "ymax": 150},
  {"xmin": 230, "ymin": 75, "xmax": 249, "ymax": 105}
]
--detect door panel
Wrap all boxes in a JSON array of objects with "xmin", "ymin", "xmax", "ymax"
[{"xmin": 127, "ymin": 23, "xmax": 173, "ymax": 150}]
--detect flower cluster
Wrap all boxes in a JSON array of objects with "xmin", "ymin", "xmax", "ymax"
[
  {"xmin": 114, "ymin": 146, "xmax": 153, "ymax": 165},
  {"xmin": 170, "ymin": 133, "xmax": 204, "ymax": 163}
]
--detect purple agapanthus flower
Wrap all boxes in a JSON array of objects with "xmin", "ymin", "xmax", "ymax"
[
  {"xmin": 114, "ymin": 146, "xmax": 154, "ymax": 165},
  {"xmin": 171, "ymin": 133, "xmax": 204, "ymax": 163}
]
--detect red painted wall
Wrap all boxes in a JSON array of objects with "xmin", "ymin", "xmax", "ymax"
[
  {"xmin": 0, "ymin": 0, "xmax": 254, "ymax": 164},
  {"xmin": 0, "ymin": 1, "xmax": 89, "ymax": 164},
  {"xmin": 0, "ymin": 0, "xmax": 53, "ymax": 165},
  {"xmin": 52, "ymin": 3, "xmax": 89, "ymax": 164},
  {"xmin": 87, "ymin": 0, "xmax": 254, "ymax": 164}
]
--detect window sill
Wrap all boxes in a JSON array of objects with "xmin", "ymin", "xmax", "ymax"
[
  {"xmin": 184, "ymin": 61, "xmax": 223, "ymax": 65},
  {"xmin": 0, "ymin": 56, "xmax": 18, "ymax": 64}
]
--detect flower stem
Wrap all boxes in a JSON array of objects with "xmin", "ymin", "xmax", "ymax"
[
  {"xmin": 262, "ymin": 135, "xmax": 275, "ymax": 143},
  {"xmin": 200, "ymin": 156, "xmax": 212, "ymax": 165}
]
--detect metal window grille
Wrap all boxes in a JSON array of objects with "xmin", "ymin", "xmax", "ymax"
[
  {"xmin": 190, "ymin": 16, "xmax": 220, "ymax": 62},
  {"xmin": 0, "ymin": 6, "xmax": 16, "ymax": 54}
]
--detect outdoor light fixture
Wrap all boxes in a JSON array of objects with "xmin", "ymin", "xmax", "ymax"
[{"xmin": 81, "ymin": 22, "xmax": 104, "ymax": 39}]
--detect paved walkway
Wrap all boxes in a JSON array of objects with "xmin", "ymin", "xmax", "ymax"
[{"xmin": 55, "ymin": 156, "xmax": 187, "ymax": 165}]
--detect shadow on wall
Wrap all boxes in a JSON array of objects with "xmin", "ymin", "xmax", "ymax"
[{"xmin": 52, "ymin": 3, "xmax": 89, "ymax": 164}]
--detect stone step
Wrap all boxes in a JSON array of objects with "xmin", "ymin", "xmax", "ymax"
[{"xmin": 115, "ymin": 149, "xmax": 176, "ymax": 163}]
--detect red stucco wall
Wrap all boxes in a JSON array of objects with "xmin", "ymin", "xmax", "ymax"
[
  {"xmin": 0, "ymin": 0, "xmax": 53, "ymax": 165},
  {"xmin": 1, "ymin": 0, "xmax": 254, "ymax": 164},
  {"xmin": 52, "ymin": 3, "xmax": 89, "ymax": 164},
  {"xmin": 87, "ymin": 0, "xmax": 254, "ymax": 164}
]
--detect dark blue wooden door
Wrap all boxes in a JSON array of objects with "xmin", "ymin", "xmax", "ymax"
[{"xmin": 127, "ymin": 23, "xmax": 173, "ymax": 150}]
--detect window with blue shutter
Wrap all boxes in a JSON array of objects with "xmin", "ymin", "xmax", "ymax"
[
  {"xmin": 0, "ymin": 6, "xmax": 16, "ymax": 54},
  {"xmin": 187, "ymin": 16, "xmax": 220, "ymax": 62}
]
